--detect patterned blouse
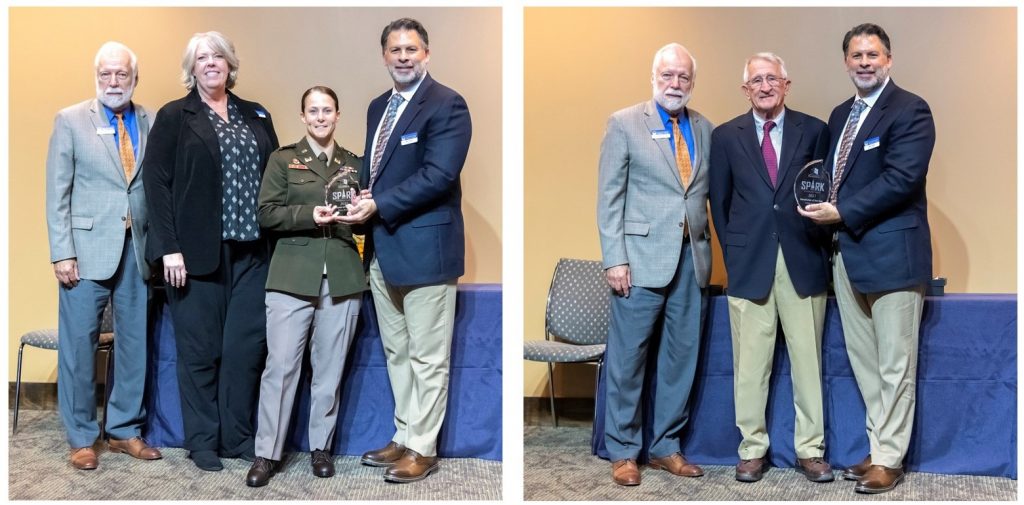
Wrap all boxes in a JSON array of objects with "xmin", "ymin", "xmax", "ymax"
[{"xmin": 206, "ymin": 100, "xmax": 261, "ymax": 241}]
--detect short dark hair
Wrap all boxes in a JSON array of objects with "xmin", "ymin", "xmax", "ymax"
[
  {"xmin": 301, "ymin": 85, "xmax": 339, "ymax": 112},
  {"xmin": 380, "ymin": 18, "xmax": 429, "ymax": 51},
  {"xmin": 843, "ymin": 23, "xmax": 891, "ymax": 55}
]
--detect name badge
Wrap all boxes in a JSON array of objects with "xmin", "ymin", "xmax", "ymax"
[
  {"xmin": 255, "ymin": 109, "xmax": 267, "ymax": 118},
  {"xmin": 864, "ymin": 137, "xmax": 880, "ymax": 151},
  {"xmin": 401, "ymin": 132, "xmax": 418, "ymax": 145},
  {"xmin": 96, "ymin": 127, "xmax": 115, "ymax": 135},
  {"xmin": 287, "ymin": 158, "xmax": 308, "ymax": 170},
  {"xmin": 650, "ymin": 130, "xmax": 671, "ymax": 140}
]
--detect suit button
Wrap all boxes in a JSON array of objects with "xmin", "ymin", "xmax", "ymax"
[
  {"xmin": 773, "ymin": 204, "xmax": 779, "ymax": 210},
  {"xmin": 678, "ymin": 222, "xmax": 684, "ymax": 227},
  {"xmin": 771, "ymin": 232, "xmax": 777, "ymax": 240},
  {"xmin": 121, "ymin": 216, "xmax": 127, "ymax": 222},
  {"xmin": 126, "ymin": 189, "xmax": 131, "ymax": 194}
]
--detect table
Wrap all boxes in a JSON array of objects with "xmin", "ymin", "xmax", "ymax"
[
  {"xmin": 592, "ymin": 294, "xmax": 1016, "ymax": 478},
  {"xmin": 143, "ymin": 284, "xmax": 503, "ymax": 461}
]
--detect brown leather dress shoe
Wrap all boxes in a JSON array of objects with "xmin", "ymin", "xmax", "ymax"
[
  {"xmin": 611, "ymin": 459, "xmax": 640, "ymax": 486},
  {"xmin": 70, "ymin": 447, "xmax": 98, "ymax": 470},
  {"xmin": 246, "ymin": 457, "xmax": 278, "ymax": 487},
  {"xmin": 843, "ymin": 455, "xmax": 872, "ymax": 480},
  {"xmin": 796, "ymin": 457, "xmax": 835, "ymax": 482},
  {"xmin": 361, "ymin": 441, "xmax": 407, "ymax": 467},
  {"xmin": 384, "ymin": 449, "xmax": 439, "ymax": 483},
  {"xmin": 855, "ymin": 465, "xmax": 905, "ymax": 494},
  {"xmin": 736, "ymin": 457, "xmax": 768, "ymax": 482},
  {"xmin": 649, "ymin": 453, "xmax": 704, "ymax": 477},
  {"xmin": 108, "ymin": 437, "xmax": 162, "ymax": 460}
]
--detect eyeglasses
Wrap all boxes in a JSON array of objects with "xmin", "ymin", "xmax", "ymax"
[
  {"xmin": 658, "ymin": 72, "xmax": 692, "ymax": 86},
  {"xmin": 98, "ymin": 71, "xmax": 131, "ymax": 83},
  {"xmin": 745, "ymin": 75, "xmax": 786, "ymax": 88}
]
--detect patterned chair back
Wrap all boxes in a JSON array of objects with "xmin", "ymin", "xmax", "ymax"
[
  {"xmin": 545, "ymin": 258, "xmax": 610, "ymax": 346},
  {"xmin": 100, "ymin": 300, "xmax": 115, "ymax": 334}
]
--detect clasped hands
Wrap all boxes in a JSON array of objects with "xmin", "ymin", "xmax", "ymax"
[{"xmin": 314, "ymin": 189, "xmax": 376, "ymax": 225}]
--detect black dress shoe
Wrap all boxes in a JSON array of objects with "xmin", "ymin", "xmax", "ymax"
[
  {"xmin": 311, "ymin": 449, "xmax": 335, "ymax": 478},
  {"xmin": 246, "ymin": 457, "xmax": 278, "ymax": 487},
  {"xmin": 189, "ymin": 450, "xmax": 223, "ymax": 472}
]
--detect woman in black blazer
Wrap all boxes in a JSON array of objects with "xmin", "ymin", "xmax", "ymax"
[{"xmin": 143, "ymin": 31, "xmax": 278, "ymax": 472}]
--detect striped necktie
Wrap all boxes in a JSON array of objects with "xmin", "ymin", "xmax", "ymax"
[
  {"xmin": 829, "ymin": 99, "xmax": 867, "ymax": 203},
  {"xmin": 369, "ymin": 93, "xmax": 405, "ymax": 189}
]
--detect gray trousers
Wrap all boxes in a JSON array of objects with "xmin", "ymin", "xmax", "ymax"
[
  {"xmin": 254, "ymin": 277, "xmax": 361, "ymax": 460},
  {"xmin": 604, "ymin": 242, "xmax": 705, "ymax": 461},
  {"xmin": 58, "ymin": 234, "xmax": 148, "ymax": 448}
]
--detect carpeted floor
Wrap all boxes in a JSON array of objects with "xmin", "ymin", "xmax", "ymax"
[
  {"xmin": 9, "ymin": 410, "xmax": 501, "ymax": 500},
  {"xmin": 524, "ymin": 426, "xmax": 1017, "ymax": 501}
]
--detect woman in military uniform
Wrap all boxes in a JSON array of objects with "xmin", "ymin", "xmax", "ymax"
[{"xmin": 246, "ymin": 86, "xmax": 365, "ymax": 487}]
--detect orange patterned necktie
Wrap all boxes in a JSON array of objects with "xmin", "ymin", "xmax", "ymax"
[
  {"xmin": 115, "ymin": 112, "xmax": 135, "ymax": 228},
  {"xmin": 672, "ymin": 116, "xmax": 692, "ymax": 190},
  {"xmin": 115, "ymin": 112, "xmax": 135, "ymax": 181}
]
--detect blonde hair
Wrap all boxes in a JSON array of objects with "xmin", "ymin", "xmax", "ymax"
[{"xmin": 180, "ymin": 31, "xmax": 239, "ymax": 90}]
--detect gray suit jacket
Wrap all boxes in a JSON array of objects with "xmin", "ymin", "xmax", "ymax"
[
  {"xmin": 597, "ymin": 100, "xmax": 713, "ymax": 289},
  {"xmin": 46, "ymin": 98, "xmax": 151, "ymax": 280}
]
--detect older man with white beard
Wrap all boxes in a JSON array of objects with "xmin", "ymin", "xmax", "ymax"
[
  {"xmin": 46, "ymin": 41, "xmax": 160, "ymax": 470},
  {"xmin": 596, "ymin": 43, "xmax": 714, "ymax": 486}
]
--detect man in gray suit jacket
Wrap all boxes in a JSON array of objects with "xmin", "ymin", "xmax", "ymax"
[
  {"xmin": 597, "ymin": 43, "xmax": 713, "ymax": 486},
  {"xmin": 46, "ymin": 41, "xmax": 161, "ymax": 470}
]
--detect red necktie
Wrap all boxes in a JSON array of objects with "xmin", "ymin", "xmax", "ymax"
[{"xmin": 762, "ymin": 120, "xmax": 778, "ymax": 187}]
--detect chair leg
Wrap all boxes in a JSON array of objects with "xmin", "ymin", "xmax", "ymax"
[
  {"xmin": 546, "ymin": 362, "xmax": 558, "ymax": 427},
  {"xmin": 100, "ymin": 345, "xmax": 114, "ymax": 441},
  {"xmin": 13, "ymin": 344, "xmax": 25, "ymax": 435},
  {"xmin": 592, "ymin": 361, "xmax": 603, "ymax": 427}
]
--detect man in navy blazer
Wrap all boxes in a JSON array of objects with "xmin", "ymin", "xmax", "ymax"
[
  {"xmin": 709, "ymin": 52, "xmax": 832, "ymax": 484},
  {"xmin": 799, "ymin": 23, "xmax": 935, "ymax": 494},
  {"xmin": 340, "ymin": 18, "xmax": 472, "ymax": 483}
]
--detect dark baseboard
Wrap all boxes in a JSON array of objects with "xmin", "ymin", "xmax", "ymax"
[
  {"xmin": 9, "ymin": 382, "xmax": 108, "ymax": 411},
  {"xmin": 524, "ymin": 396, "xmax": 596, "ymax": 427}
]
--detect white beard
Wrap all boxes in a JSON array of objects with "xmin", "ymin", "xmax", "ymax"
[{"xmin": 96, "ymin": 84, "xmax": 133, "ymax": 110}]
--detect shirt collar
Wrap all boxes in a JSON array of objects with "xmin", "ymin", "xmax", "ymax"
[
  {"xmin": 390, "ymin": 72, "xmax": 427, "ymax": 103},
  {"xmin": 101, "ymin": 102, "xmax": 134, "ymax": 123},
  {"xmin": 655, "ymin": 101, "xmax": 689, "ymax": 127},
  {"xmin": 854, "ymin": 76, "xmax": 889, "ymax": 109},
  {"xmin": 751, "ymin": 107, "xmax": 786, "ymax": 132}
]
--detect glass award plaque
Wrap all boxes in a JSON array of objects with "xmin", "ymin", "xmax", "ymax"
[
  {"xmin": 325, "ymin": 166, "xmax": 360, "ymax": 216},
  {"xmin": 793, "ymin": 159, "xmax": 831, "ymax": 209}
]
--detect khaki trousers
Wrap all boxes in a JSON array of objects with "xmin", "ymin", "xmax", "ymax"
[
  {"xmin": 833, "ymin": 252, "xmax": 923, "ymax": 468},
  {"xmin": 730, "ymin": 246, "xmax": 826, "ymax": 459},
  {"xmin": 369, "ymin": 258, "xmax": 457, "ymax": 457}
]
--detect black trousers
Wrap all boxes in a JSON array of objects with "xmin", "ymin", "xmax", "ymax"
[{"xmin": 166, "ymin": 240, "xmax": 268, "ymax": 456}]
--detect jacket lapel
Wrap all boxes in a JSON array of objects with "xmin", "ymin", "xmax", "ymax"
[
  {"xmin": 89, "ymin": 99, "xmax": 125, "ymax": 183},
  {"xmin": 183, "ymin": 90, "xmax": 221, "ymax": 170},
  {"xmin": 128, "ymin": 104, "xmax": 148, "ymax": 185},
  {"xmin": 296, "ymin": 137, "xmax": 335, "ymax": 183},
  {"xmin": 643, "ymin": 100, "xmax": 681, "ymax": 186},
  {"xmin": 776, "ymin": 108, "xmax": 802, "ymax": 194},
  {"xmin": 738, "ymin": 112, "xmax": 772, "ymax": 189},
  {"xmin": 685, "ymin": 108, "xmax": 705, "ymax": 191},
  {"xmin": 374, "ymin": 73, "xmax": 433, "ymax": 183},
  {"xmin": 835, "ymin": 81, "xmax": 896, "ymax": 193}
]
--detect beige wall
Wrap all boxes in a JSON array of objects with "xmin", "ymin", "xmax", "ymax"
[
  {"xmin": 9, "ymin": 7, "xmax": 502, "ymax": 382},
  {"xmin": 524, "ymin": 7, "xmax": 1017, "ymax": 397}
]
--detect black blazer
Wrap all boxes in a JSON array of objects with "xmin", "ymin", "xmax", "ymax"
[
  {"xmin": 359, "ymin": 73, "xmax": 472, "ymax": 286},
  {"xmin": 143, "ymin": 88, "xmax": 279, "ymax": 276},
  {"xmin": 709, "ymin": 107, "xmax": 831, "ymax": 299},
  {"xmin": 826, "ymin": 80, "xmax": 935, "ymax": 293}
]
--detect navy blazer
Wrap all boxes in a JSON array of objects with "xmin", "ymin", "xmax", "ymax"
[
  {"xmin": 360, "ymin": 73, "xmax": 472, "ymax": 286},
  {"xmin": 827, "ymin": 80, "xmax": 935, "ymax": 293},
  {"xmin": 710, "ymin": 107, "xmax": 831, "ymax": 299},
  {"xmin": 143, "ymin": 88, "xmax": 279, "ymax": 276}
]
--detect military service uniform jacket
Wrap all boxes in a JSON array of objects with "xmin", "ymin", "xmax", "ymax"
[{"xmin": 258, "ymin": 137, "xmax": 366, "ymax": 297}]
